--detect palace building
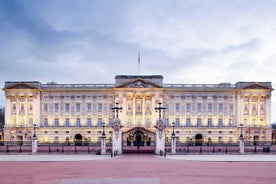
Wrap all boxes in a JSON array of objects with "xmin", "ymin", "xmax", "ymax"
[{"xmin": 2, "ymin": 75, "xmax": 273, "ymax": 148}]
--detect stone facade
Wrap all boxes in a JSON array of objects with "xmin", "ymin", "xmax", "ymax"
[{"xmin": 3, "ymin": 76, "xmax": 273, "ymax": 147}]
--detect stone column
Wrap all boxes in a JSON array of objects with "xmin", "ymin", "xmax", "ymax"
[
  {"xmin": 100, "ymin": 135, "xmax": 106, "ymax": 155},
  {"xmin": 112, "ymin": 119, "xmax": 123, "ymax": 155},
  {"xmin": 32, "ymin": 136, "xmax": 38, "ymax": 154},
  {"xmin": 155, "ymin": 119, "xmax": 165, "ymax": 155},
  {"xmin": 171, "ymin": 135, "xmax": 176, "ymax": 154},
  {"xmin": 239, "ymin": 137, "xmax": 245, "ymax": 154}
]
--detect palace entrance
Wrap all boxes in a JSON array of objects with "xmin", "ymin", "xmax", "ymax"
[{"xmin": 123, "ymin": 127, "xmax": 155, "ymax": 154}]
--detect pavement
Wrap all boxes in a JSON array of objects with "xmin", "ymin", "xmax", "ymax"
[
  {"xmin": 0, "ymin": 153, "xmax": 275, "ymax": 162},
  {"xmin": 0, "ymin": 154, "xmax": 276, "ymax": 184}
]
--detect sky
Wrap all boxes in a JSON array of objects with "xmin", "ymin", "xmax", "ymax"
[{"xmin": 0, "ymin": 0, "xmax": 276, "ymax": 122}]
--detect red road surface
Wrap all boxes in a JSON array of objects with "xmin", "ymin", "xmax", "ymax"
[{"xmin": 0, "ymin": 155, "xmax": 275, "ymax": 184}]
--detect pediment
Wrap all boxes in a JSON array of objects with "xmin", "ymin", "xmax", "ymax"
[
  {"xmin": 115, "ymin": 78, "xmax": 162, "ymax": 88},
  {"xmin": 5, "ymin": 82, "xmax": 38, "ymax": 89}
]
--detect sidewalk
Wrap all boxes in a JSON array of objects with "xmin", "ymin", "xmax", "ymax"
[
  {"xmin": 0, "ymin": 153, "xmax": 275, "ymax": 162},
  {"xmin": 0, "ymin": 154, "xmax": 111, "ymax": 162},
  {"xmin": 166, "ymin": 154, "xmax": 276, "ymax": 162}
]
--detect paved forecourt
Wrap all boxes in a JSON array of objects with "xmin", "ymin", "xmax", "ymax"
[
  {"xmin": 0, "ymin": 153, "xmax": 276, "ymax": 162},
  {"xmin": 0, "ymin": 154, "xmax": 276, "ymax": 184}
]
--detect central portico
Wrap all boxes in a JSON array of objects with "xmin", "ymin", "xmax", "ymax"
[{"xmin": 113, "ymin": 75, "xmax": 166, "ymax": 154}]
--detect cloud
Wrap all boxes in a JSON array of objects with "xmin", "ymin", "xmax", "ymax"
[{"xmin": 0, "ymin": 0, "xmax": 276, "ymax": 121}]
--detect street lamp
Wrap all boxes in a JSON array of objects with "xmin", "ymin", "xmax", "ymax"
[
  {"xmin": 154, "ymin": 102, "xmax": 166, "ymax": 119},
  {"xmin": 33, "ymin": 122, "xmax": 37, "ymax": 138},
  {"xmin": 172, "ymin": 122, "xmax": 175, "ymax": 137},
  {"xmin": 239, "ymin": 124, "xmax": 243, "ymax": 139},
  {"xmin": 102, "ymin": 122, "xmax": 106, "ymax": 137}
]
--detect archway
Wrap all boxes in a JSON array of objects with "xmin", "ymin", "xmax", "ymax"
[
  {"xmin": 195, "ymin": 134, "xmax": 203, "ymax": 146},
  {"xmin": 74, "ymin": 134, "xmax": 83, "ymax": 146},
  {"xmin": 123, "ymin": 127, "xmax": 154, "ymax": 154}
]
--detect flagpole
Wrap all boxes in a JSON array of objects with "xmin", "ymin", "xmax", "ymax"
[{"xmin": 138, "ymin": 52, "xmax": 141, "ymax": 75}]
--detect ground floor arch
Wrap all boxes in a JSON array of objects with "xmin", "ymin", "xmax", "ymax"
[
  {"xmin": 195, "ymin": 133, "xmax": 203, "ymax": 146},
  {"xmin": 74, "ymin": 134, "xmax": 83, "ymax": 145},
  {"xmin": 122, "ymin": 127, "xmax": 155, "ymax": 153}
]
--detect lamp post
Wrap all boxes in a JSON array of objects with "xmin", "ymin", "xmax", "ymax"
[
  {"xmin": 101, "ymin": 121, "xmax": 106, "ymax": 155},
  {"xmin": 112, "ymin": 102, "xmax": 123, "ymax": 119},
  {"xmin": 155, "ymin": 102, "xmax": 166, "ymax": 119},
  {"xmin": 32, "ymin": 122, "xmax": 38, "ymax": 154},
  {"xmin": 239, "ymin": 124, "xmax": 245, "ymax": 154},
  {"xmin": 171, "ymin": 122, "xmax": 176, "ymax": 154},
  {"xmin": 102, "ymin": 122, "xmax": 106, "ymax": 137},
  {"xmin": 111, "ymin": 102, "xmax": 123, "ymax": 156},
  {"xmin": 154, "ymin": 102, "xmax": 166, "ymax": 155}
]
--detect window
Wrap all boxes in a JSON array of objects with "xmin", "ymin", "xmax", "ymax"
[
  {"xmin": 65, "ymin": 118, "xmax": 70, "ymax": 126},
  {"xmin": 98, "ymin": 103, "xmax": 103, "ymax": 112},
  {"xmin": 175, "ymin": 118, "xmax": 180, "ymax": 127},
  {"xmin": 127, "ymin": 116, "xmax": 132, "ymax": 126},
  {"xmin": 218, "ymin": 103, "xmax": 223, "ymax": 113},
  {"xmin": 175, "ymin": 103, "xmax": 180, "ymax": 113},
  {"xmin": 109, "ymin": 118, "xmax": 113, "ymax": 126},
  {"xmin": 76, "ymin": 103, "xmax": 81, "ymax": 112},
  {"xmin": 207, "ymin": 103, "xmax": 213, "ymax": 113},
  {"xmin": 186, "ymin": 118, "xmax": 191, "ymax": 126},
  {"xmin": 97, "ymin": 118, "xmax": 102, "ymax": 126},
  {"xmin": 186, "ymin": 103, "xmax": 191, "ymax": 112},
  {"xmin": 44, "ymin": 118, "xmax": 48, "ymax": 126},
  {"xmin": 207, "ymin": 118, "xmax": 212, "ymax": 126},
  {"xmin": 12, "ymin": 103, "xmax": 16, "ymax": 111},
  {"xmin": 54, "ymin": 103, "xmax": 59, "ymax": 112},
  {"xmin": 87, "ymin": 103, "xmax": 92, "ymax": 111},
  {"xmin": 29, "ymin": 103, "xmax": 33, "ymax": 111},
  {"xmin": 86, "ymin": 118, "xmax": 91, "ymax": 126},
  {"xmin": 164, "ymin": 118, "xmax": 169, "ymax": 127},
  {"xmin": 229, "ymin": 104, "xmax": 233, "ymax": 112},
  {"xmin": 44, "ymin": 104, "xmax": 48, "ymax": 112},
  {"xmin": 196, "ymin": 118, "xmax": 202, "ymax": 127},
  {"xmin": 54, "ymin": 118, "xmax": 59, "ymax": 126},
  {"xmin": 218, "ymin": 118, "xmax": 223, "ymax": 126},
  {"xmin": 65, "ymin": 103, "xmax": 70, "ymax": 112},
  {"xmin": 197, "ymin": 103, "xmax": 202, "ymax": 113},
  {"xmin": 146, "ymin": 117, "xmax": 151, "ymax": 127},
  {"xmin": 76, "ymin": 118, "xmax": 81, "ymax": 126}
]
